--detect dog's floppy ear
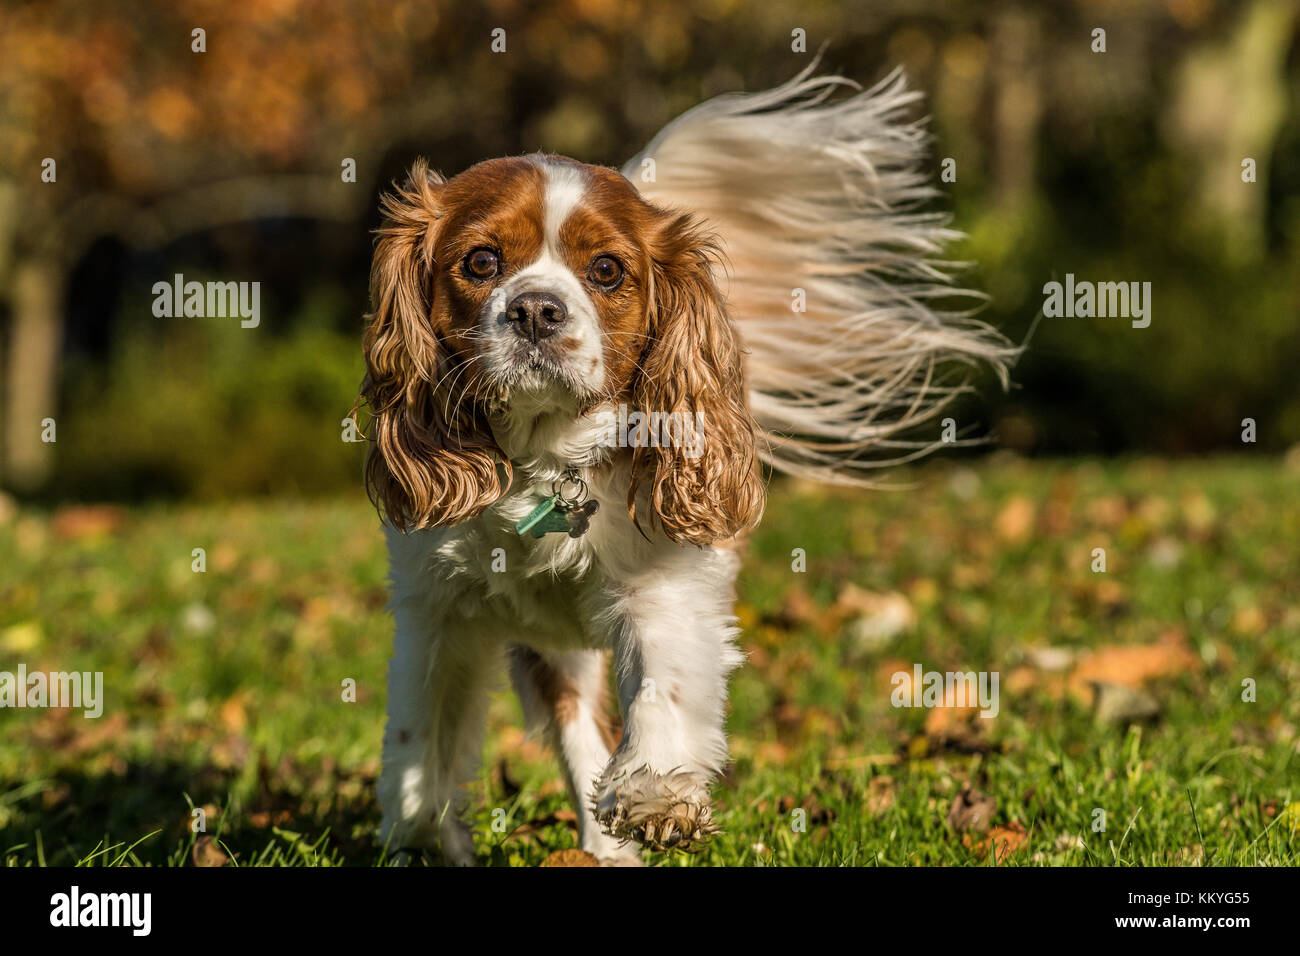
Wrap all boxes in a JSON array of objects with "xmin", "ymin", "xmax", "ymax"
[
  {"xmin": 628, "ymin": 212, "xmax": 765, "ymax": 545},
  {"xmin": 361, "ymin": 159, "xmax": 508, "ymax": 530}
]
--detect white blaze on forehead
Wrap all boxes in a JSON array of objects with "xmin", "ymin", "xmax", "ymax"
[
  {"xmin": 540, "ymin": 161, "xmax": 588, "ymax": 253},
  {"xmin": 481, "ymin": 158, "xmax": 606, "ymax": 403}
]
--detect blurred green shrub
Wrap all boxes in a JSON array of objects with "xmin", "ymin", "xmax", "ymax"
[{"xmin": 52, "ymin": 288, "xmax": 366, "ymax": 501}]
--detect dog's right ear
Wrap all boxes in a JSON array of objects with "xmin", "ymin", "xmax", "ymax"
[{"xmin": 361, "ymin": 159, "xmax": 509, "ymax": 531}]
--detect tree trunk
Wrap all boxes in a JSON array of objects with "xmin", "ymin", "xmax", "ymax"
[{"xmin": 3, "ymin": 258, "xmax": 63, "ymax": 490}]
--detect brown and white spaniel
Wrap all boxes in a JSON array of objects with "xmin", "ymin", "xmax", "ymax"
[{"xmin": 363, "ymin": 67, "xmax": 1012, "ymax": 865}]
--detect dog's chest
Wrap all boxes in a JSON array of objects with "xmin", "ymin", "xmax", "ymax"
[{"xmin": 424, "ymin": 484, "xmax": 613, "ymax": 646}]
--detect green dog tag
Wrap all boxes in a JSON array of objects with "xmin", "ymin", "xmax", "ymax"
[
  {"xmin": 516, "ymin": 495, "xmax": 565, "ymax": 537},
  {"xmin": 515, "ymin": 469, "xmax": 601, "ymax": 539}
]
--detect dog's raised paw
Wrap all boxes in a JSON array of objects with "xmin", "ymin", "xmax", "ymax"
[{"xmin": 592, "ymin": 767, "xmax": 718, "ymax": 851}]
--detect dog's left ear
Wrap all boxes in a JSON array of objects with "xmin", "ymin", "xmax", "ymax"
[
  {"xmin": 628, "ymin": 211, "xmax": 765, "ymax": 545},
  {"xmin": 361, "ymin": 159, "xmax": 508, "ymax": 530}
]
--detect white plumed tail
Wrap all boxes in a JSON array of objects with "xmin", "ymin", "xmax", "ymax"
[{"xmin": 623, "ymin": 66, "xmax": 1016, "ymax": 484}]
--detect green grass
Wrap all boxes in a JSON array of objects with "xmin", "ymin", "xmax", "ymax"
[{"xmin": 2, "ymin": 456, "xmax": 1298, "ymax": 866}]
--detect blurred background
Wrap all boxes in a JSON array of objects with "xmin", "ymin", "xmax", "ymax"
[
  {"xmin": 1, "ymin": 0, "xmax": 1298, "ymax": 502},
  {"xmin": 3, "ymin": 0, "xmax": 1300, "ymax": 870}
]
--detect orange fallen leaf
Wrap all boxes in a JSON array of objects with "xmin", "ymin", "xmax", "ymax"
[
  {"xmin": 541, "ymin": 849, "xmax": 599, "ymax": 867},
  {"xmin": 995, "ymin": 496, "xmax": 1035, "ymax": 542},
  {"xmin": 964, "ymin": 821, "xmax": 1028, "ymax": 863},
  {"xmin": 219, "ymin": 693, "xmax": 248, "ymax": 732},
  {"xmin": 192, "ymin": 836, "xmax": 229, "ymax": 867},
  {"xmin": 248, "ymin": 810, "xmax": 292, "ymax": 828},
  {"xmin": 923, "ymin": 677, "xmax": 984, "ymax": 736},
  {"xmin": 51, "ymin": 504, "xmax": 127, "ymax": 540},
  {"xmin": 1067, "ymin": 630, "xmax": 1199, "ymax": 704}
]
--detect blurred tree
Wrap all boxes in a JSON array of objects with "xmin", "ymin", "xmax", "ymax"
[
  {"xmin": 0, "ymin": 0, "xmax": 477, "ymax": 487},
  {"xmin": 1, "ymin": 0, "xmax": 1297, "ymax": 499},
  {"xmin": 1167, "ymin": 0, "xmax": 1298, "ymax": 261}
]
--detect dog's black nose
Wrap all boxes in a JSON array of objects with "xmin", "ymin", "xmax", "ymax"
[{"xmin": 506, "ymin": 291, "xmax": 567, "ymax": 342}]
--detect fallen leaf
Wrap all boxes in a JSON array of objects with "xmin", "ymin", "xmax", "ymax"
[
  {"xmin": 541, "ymin": 849, "xmax": 599, "ymax": 867},
  {"xmin": 507, "ymin": 811, "xmax": 580, "ymax": 843},
  {"xmin": 947, "ymin": 787, "xmax": 996, "ymax": 834},
  {"xmin": 51, "ymin": 504, "xmax": 127, "ymax": 540},
  {"xmin": 866, "ymin": 776, "xmax": 895, "ymax": 815},
  {"xmin": 875, "ymin": 658, "xmax": 913, "ymax": 693},
  {"xmin": 1148, "ymin": 537, "xmax": 1183, "ymax": 569},
  {"xmin": 964, "ymin": 821, "xmax": 1028, "ymax": 862},
  {"xmin": 776, "ymin": 587, "xmax": 827, "ymax": 632},
  {"xmin": 777, "ymin": 793, "xmax": 834, "ymax": 825},
  {"xmin": 1026, "ymin": 646, "xmax": 1075, "ymax": 671},
  {"xmin": 248, "ymin": 810, "xmax": 292, "ymax": 828},
  {"xmin": 1091, "ymin": 681, "xmax": 1160, "ymax": 725},
  {"xmin": 1067, "ymin": 630, "xmax": 1199, "ymax": 704},
  {"xmin": 839, "ymin": 588, "xmax": 914, "ymax": 652},
  {"xmin": 219, "ymin": 693, "xmax": 248, "ymax": 732},
  {"xmin": 923, "ymin": 676, "xmax": 984, "ymax": 737},
  {"xmin": 192, "ymin": 836, "xmax": 228, "ymax": 867},
  {"xmin": 1231, "ymin": 605, "xmax": 1266, "ymax": 637},
  {"xmin": 995, "ymin": 495, "xmax": 1035, "ymax": 542}
]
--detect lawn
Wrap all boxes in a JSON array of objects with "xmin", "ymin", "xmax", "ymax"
[{"xmin": 2, "ymin": 455, "xmax": 1298, "ymax": 866}]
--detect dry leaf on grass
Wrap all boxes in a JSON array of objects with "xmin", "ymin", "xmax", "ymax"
[
  {"xmin": 866, "ymin": 776, "xmax": 896, "ymax": 815},
  {"xmin": 947, "ymin": 787, "xmax": 996, "ymax": 834},
  {"xmin": 1014, "ymin": 630, "xmax": 1201, "ymax": 707},
  {"xmin": 995, "ymin": 495, "xmax": 1035, "ymax": 542},
  {"xmin": 541, "ymin": 849, "xmax": 599, "ymax": 867},
  {"xmin": 964, "ymin": 822, "xmax": 1028, "ymax": 863},
  {"xmin": 248, "ymin": 809, "xmax": 292, "ymax": 828},
  {"xmin": 923, "ymin": 679, "xmax": 985, "ymax": 737},
  {"xmin": 507, "ymin": 811, "xmax": 580, "ymax": 843},
  {"xmin": 192, "ymin": 835, "xmax": 228, "ymax": 867},
  {"xmin": 219, "ymin": 692, "xmax": 248, "ymax": 732},
  {"xmin": 837, "ymin": 586, "xmax": 915, "ymax": 653},
  {"xmin": 777, "ymin": 793, "xmax": 835, "ymax": 825},
  {"xmin": 775, "ymin": 587, "xmax": 830, "ymax": 633},
  {"xmin": 31, "ymin": 711, "xmax": 128, "ymax": 755},
  {"xmin": 1090, "ymin": 681, "xmax": 1160, "ymax": 725},
  {"xmin": 51, "ymin": 504, "xmax": 127, "ymax": 540},
  {"xmin": 1067, "ymin": 629, "xmax": 1199, "ymax": 704}
]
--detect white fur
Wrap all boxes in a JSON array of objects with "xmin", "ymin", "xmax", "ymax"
[
  {"xmin": 623, "ymin": 65, "xmax": 1016, "ymax": 481},
  {"xmin": 377, "ymin": 414, "xmax": 744, "ymax": 864}
]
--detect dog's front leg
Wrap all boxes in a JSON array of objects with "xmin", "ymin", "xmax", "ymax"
[
  {"xmin": 378, "ymin": 601, "xmax": 499, "ymax": 866},
  {"xmin": 593, "ymin": 554, "xmax": 745, "ymax": 850}
]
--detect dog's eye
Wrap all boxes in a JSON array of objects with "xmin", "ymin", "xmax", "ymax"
[
  {"xmin": 588, "ymin": 255, "xmax": 623, "ymax": 289},
  {"xmin": 464, "ymin": 248, "xmax": 501, "ymax": 279}
]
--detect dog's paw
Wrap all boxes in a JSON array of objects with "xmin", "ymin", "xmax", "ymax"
[
  {"xmin": 592, "ymin": 766, "xmax": 718, "ymax": 851},
  {"xmin": 380, "ymin": 812, "xmax": 476, "ymax": 866}
]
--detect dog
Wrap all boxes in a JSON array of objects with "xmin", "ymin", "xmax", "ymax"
[{"xmin": 362, "ymin": 66, "xmax": 1012, "ymax": 865}]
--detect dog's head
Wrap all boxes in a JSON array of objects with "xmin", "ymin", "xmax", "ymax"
[{"xmin": 361, "ymin": 154, "xmax": 763, "ymax": 544}]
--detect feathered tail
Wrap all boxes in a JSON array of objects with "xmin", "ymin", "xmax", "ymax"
[{"xmin": 622, "ymin": 65, "xmax": 1016, "ymax": 483}]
